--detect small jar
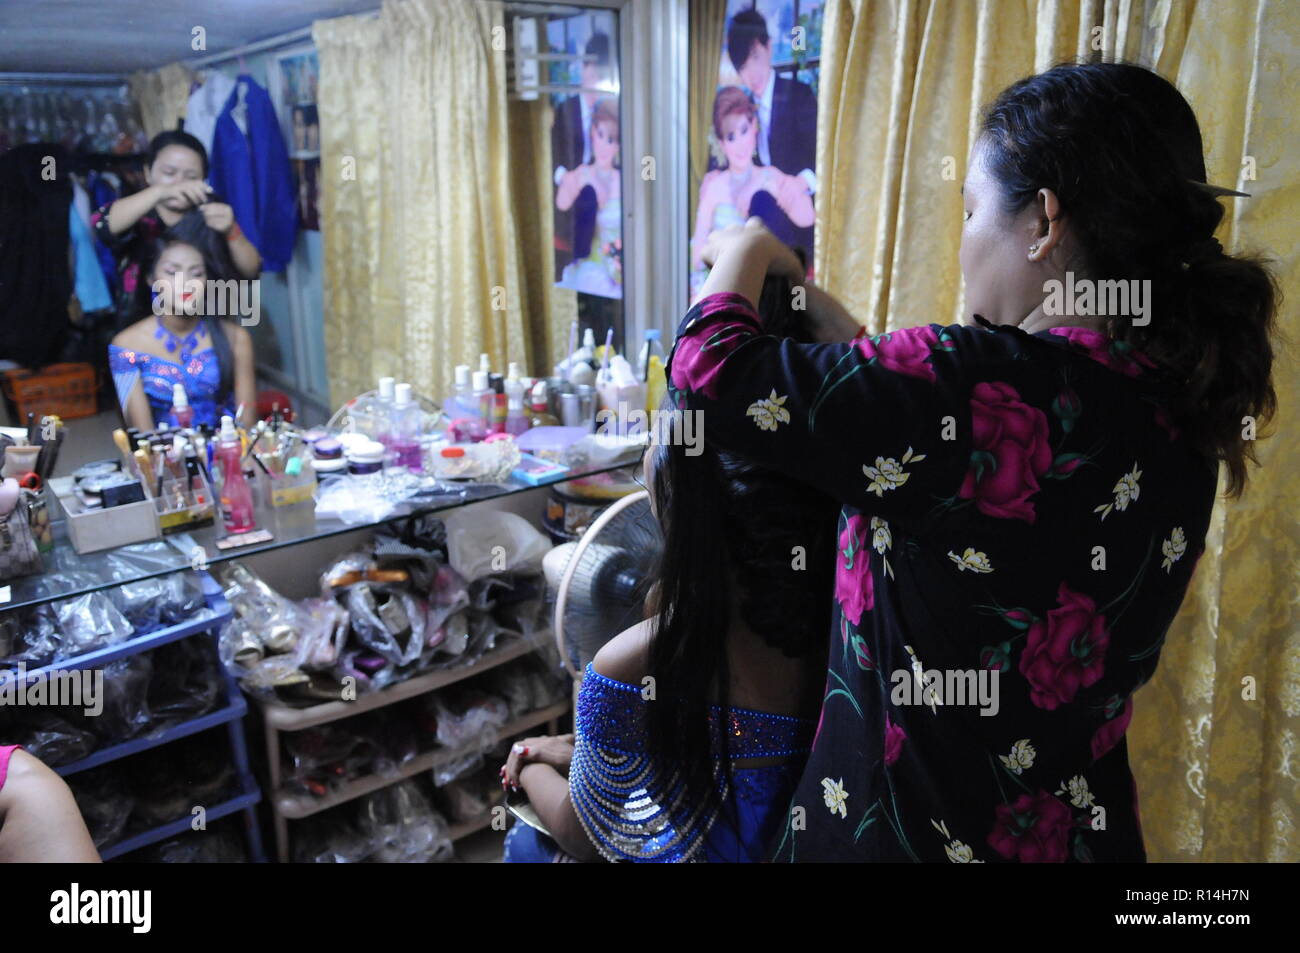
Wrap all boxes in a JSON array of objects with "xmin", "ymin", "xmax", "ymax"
[
  {"xmin": 346, "ymin": 439, "xmax": 386, "ymax": 475},
  {"xmin": 313, "ymin": 437, "xmax": 343, "ymax": 461},
  {"xmin": 311, "ymin": 457, "xmax": 348, "ymax": 482}
]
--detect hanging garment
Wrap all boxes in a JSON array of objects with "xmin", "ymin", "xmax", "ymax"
[
  {"xmin": 209, "ymin": 76, "xmax": 297, "ymax": 272},
  {"xmin": 69, "ymin": 202, "xmax": 112, "ymax": 313},
  {"xmin": 184, "ymin": 71, "xmax": 237, "ymax": 157},
  {"xmin": 0, "ymin": 143, "xmax": 72, "ymax": 367}
]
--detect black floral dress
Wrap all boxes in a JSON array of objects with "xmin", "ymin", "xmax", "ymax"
[{"xmin": 667, "ymin": 292, "xmax": 1217, "ymax": 862}]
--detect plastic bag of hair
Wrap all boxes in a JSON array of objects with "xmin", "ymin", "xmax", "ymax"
[
  {"xmin": 283, "ymin": 722, "xmax": 372, "ymax": 793},
  {"xmin": 357, "ymin": 780, "xmax": 453, "ymax": 863},
  {"xmin": 50, "ymin": 590, "xmax": 134, "ymax": 660},
  {"xmin": 344, "ymin": 585, "xmax": 425, "ymax": 668},
  {"xmin": 0, "ymin": 709, "xmax": 97, "ymax": 766},
  {"xmin": 75, "ymin": 654, "xmax": 153, "ymax": 743},
  {"xmin": 128, "ymin": 733, "xmax": 233, "ymax": 826},
  {"xmin": 144, "ymin": 636, "xmax": 222, "ymax": 730},
  {"xmin": 442, "ymin": 510, "xmax": 551, "ymax": 581},
  {"xmin": 440, "ymin": 774, "xmax": 493, "ymax": 824},
  {"xmin": 67, "ymin": 766, "xmax": 134, "ymax": 849},
  {"xmin": 108, "ymin": 575, "xmax": 164, "ymax": 632},
  {"xmin": 425, "ymin": 564, "xmax": 470, "ymax": 637},
  {"xmin": 143, "ymin": 826, "xmax": 247, "ymax": 863},
  {"xmin": 156, "ymin": 571, "xmax": 207, "ymax": 625},
  {"xmin": 293, "ymin": 814, "xmax": 373, "ymax": 863},
  {"xmin": 430, "ymin": 688, "xmax": 510, "ymax": 751},
  {"xmin": 295, "ymin": 597, "xmax": 349, "ymax": 671},
  {"xmin": 1, "ymin": 608, "xmax": 61, "ymax": 668}
]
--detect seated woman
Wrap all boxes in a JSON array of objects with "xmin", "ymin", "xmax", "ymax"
[
  {"xmin": 500, "ymin": 277, "xmax": 839, "ymax": 863},
  {"xmin": 91, "ymin": 130, "xmax": 259, "ymax": 320},
  {"xmin": 0, "ymin": 745, "xmax": 100, "ymax": 863},
  {"xmin": 108, "ymin": 222, "xmax": 255, "ymax": 431}
]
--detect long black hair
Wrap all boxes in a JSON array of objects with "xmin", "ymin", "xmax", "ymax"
[
  {"xmin": 979, "ymin": 61, "xmax": 1279, "ymax": 497},
  {"xmin": 644, "ymin": 266, "xmax": 839, "ymax": 833},
  {"xmin": 133, "ymin": 207, "xmax": 238, "ymax": 402}
]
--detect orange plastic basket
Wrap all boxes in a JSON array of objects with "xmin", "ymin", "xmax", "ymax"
[{"xmin": 2, "ymin": 363, "xmax": 99, "ymax": 421}]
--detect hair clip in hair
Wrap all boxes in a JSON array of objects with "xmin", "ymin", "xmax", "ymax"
[{"xmin": 1188, "ymin": 179, "xmax": 1251, "ymax": 198}]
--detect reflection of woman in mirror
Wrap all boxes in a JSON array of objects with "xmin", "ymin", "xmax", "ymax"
[
  {"xmin": 555, "ymin": 96, "xmax": 622, "ymax": 298},
  {"xmin": 690, "ymin": 86, "xmax": 812, "ymax": 297},
  {"xmin": 108, "ymin": 225, "xmax": 255, "ymax": 431},
  {"xmin": 92, "ymin": 131, "xmax": 261, "ymax": 320},
  {"xmin": 291, "ymin": 103, "xmax": 319, "ymax": 155}
]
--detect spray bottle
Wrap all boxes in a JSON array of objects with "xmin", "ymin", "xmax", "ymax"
[{"xmin": 215, "ymin": 415, "xmax": 255, "ymax": 533}]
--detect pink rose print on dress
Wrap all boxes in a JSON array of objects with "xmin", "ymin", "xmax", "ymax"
[
  {"xmin": 1019, "ymin": 582, "xmax": 1111, "ymax": 711},
  {"xmin": 959, "ymin": 381, "xmax": 1053, "ymax": 523},
  {"xmin": 1091, "ymin": 695, "xmax": 1134, "ymax": 760},
  {"xmin": 987, "ymin": 790, "xmax": 1073, "ymax": 862},
  {"xmin": 1048, "ymin": 327, "xmax": 1157, "ymax": 378},
  {"xmin": 669, "ymin": 317, "xmax": 761, "ymax": 402},
  {"xmin": 856, "ymin": 326, "xmax": 939, "ymax": 382},
  {"xmin": 884, "ymin": 713, "xmax": 907, "ymax": 766},
  {"xmin": 835, "ymin": 514, "xmax": 874, "ymax": 625}
]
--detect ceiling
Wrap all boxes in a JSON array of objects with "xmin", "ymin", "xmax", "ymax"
[{"xmin": 0, "ymin": 0, "xmax": 380, "ymax": 74}]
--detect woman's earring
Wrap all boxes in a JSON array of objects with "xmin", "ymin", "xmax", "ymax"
[{"xmin": 1028, "ymin": 241, "xmax": 1042, "ymax": 259}]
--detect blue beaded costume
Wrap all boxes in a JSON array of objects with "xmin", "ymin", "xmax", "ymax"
[{"xmin": 566, "ymin": 664, "xmax": 814, "ymax": 863}]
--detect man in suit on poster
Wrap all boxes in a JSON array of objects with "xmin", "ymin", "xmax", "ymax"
[
  {"xmin": 726, "ymin": 7, "xmax": 816, "ymax": 252},
  {"xmin": 552, "ymin": 31, "xmax": 613, "ymax": 277}
]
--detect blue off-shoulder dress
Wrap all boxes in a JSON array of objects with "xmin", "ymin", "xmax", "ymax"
[
  {"xmin": 504, "ymin": 663, "xmax": 815, "ymax": 863},
  {"xmin": 108, "ymin": 344, "xmax": 233, "ymax": 430}
]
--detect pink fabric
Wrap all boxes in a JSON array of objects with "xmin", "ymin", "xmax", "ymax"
[{"xmin": 0, "ymin": 744, "xmax": 19, "ymax": 793}]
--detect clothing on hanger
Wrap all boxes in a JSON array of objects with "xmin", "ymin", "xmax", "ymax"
[
  {"xmin": 209, "ymin": 74, "xmax": 297, "ymax": 272},
  {"xmin": 184, "ymin": 70, "xmax": 238, "ymax": 157},
  {"xmin": 69, "ymin": 201, "xmax": 112, "ymax": 313}
]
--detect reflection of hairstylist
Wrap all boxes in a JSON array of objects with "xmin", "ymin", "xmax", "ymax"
[{"xmin": 91, "ymin": 131, "xmax": 260, "ymax": 317}]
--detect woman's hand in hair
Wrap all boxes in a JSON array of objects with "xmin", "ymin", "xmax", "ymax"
[
  {"xmin": 200, "ymin": 201, "xmax": 235, "ymax": 235},
  {"xmin": 500, "ymin": 733, "xmax": 576, "ymax": 789},
  {"xmin": 698, "ymin": 217, "xmax": 805, "ymax": 305},
  {"xmin": 156, "ymin": 180, "xmax": 212, "ymax": 211}
]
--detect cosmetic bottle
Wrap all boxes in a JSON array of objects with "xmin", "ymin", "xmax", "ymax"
[
  {"xmin": 170, "ymin": 383, "xmax": 193, "ymax": 429},
  {"xmin": 389, "ymin": 382, "xmax": 424, "ymax": 471},
  {"xmin": 372, "ymin": 376, "xmax": 396, "ymax": 444},
  {"xmin": 637, "ymin": 329, "xmax": 667, "ymax": 412},
  {"xmin": 490, "ymin": 374, "xmax": 508, "ymax": 434},
  {"xmin": 447, "ymin": 364, "xmax": 471, "ymax": 417},
  {"xmin": 527, "ymin": 381, "xmax": 559, "ymax": 427},
  {"xmin": 468, "ymin": 370, "xmax": 492, "ymax": 441},
  {"xmin": 215, "ymin": 415, "xmax": 255, "ymax": 533}
]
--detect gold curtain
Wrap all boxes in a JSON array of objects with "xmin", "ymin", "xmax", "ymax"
[
  {"xmin": 127, "ymin": 62, "xmax": 193, "ymax": 138},
  {"xmin": 689, "ymin": 0, "xmax": 728, "ymax": 215},
  {"xmin": 313, "ymin": 0, "xmax": 532, "ymax": 407},
  {"xmin": 507, "ymin": 96, "xmax": 578, "ymax": 375},
  {"xmin": 816, "ymin": 0, "xmax": 1300, "ymax": 861}
]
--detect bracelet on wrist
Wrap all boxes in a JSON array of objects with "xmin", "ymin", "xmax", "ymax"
[{"xmin": 226, "ymin": 222, "xmax": 242, "ymax": 242}]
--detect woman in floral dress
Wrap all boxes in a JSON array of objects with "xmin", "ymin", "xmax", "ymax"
[{"xmin": 667, "ymin": 63, "xmax": 1279, "ymax": 862}]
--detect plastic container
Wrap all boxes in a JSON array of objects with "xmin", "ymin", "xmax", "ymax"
[
  {"xmin": 347, "ymin": 438, "xmax": 386, "ymax": 475},
  {"xmin": 1, "ymin": 362, "xmax": 98, "ymax": 421}
]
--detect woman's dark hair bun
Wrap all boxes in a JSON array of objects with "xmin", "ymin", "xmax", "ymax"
[{"xmin": 979, "ymin": 60, "xmax": 1279, "ymax": 497}]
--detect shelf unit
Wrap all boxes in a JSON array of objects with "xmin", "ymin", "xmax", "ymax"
[
  {"xmin": 1, "ymin": 573, "xmax": 265, "ymax": 862},
  {"xmin": 3, "ymin": 460, "xmax": 634, "ymax": 862},
  {"xmin": 258, "ymin": 638, "xmax": 568, "ymax": 862}
]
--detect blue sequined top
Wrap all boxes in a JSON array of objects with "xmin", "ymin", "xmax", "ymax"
[
  {"xmin": 108, "ymin": 345, "xmax": 234, "ymax": 430},
  {"xmin": 569, "ymin": 663, "xmax": 815, "ymax": 862}
]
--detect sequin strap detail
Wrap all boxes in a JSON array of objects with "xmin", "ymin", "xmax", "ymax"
[{"xmin": 568, "ymin": 664, "xmax": 813, "ymax": 863}]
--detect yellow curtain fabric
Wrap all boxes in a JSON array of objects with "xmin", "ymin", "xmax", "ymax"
[
  {"xmin": 507, "ymin": 96, "xmax": 578, "ymax": 374},
  {"xmin": 816, "ymin": 0, "xmax": 1299, "ymax": 861},
  {"xmin": 127, "ymin": 62, "xmax": 193, "ymax": 138},
  {"xmin": 313, "ymin": 0, "xmax": 530, "ymax": 407},
  {"xmin": 689, "ymin": 0, "xmax": 728, "ymax": 215}
]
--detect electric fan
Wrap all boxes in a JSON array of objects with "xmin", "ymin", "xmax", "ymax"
[{"xmin": 544, "ymin": 490, "xmax": 662, "ymax": 680}]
